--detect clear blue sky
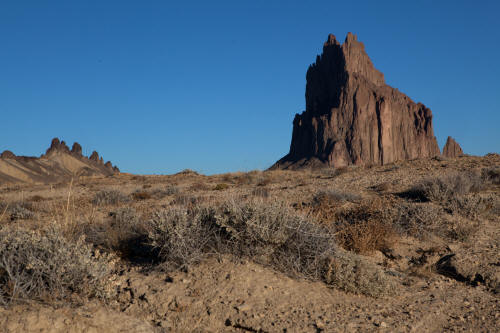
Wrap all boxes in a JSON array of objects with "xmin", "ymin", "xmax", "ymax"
[{"xmin": 1, "ymin": 1, "xmax": 499, "ymax": 174}]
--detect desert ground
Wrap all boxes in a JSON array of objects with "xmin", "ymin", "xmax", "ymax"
[{"xmin": 0, "ymin": 154, "xmax": 499, "ymax": 332}]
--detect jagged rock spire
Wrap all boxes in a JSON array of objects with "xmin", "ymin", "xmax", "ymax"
[
  {"xmin": 442, "ymin": 136, "xmax": 464, "ymax": 158},
  {"xmin": 273, "ymin": 33, "xmax": 440, "ymax": 169}
]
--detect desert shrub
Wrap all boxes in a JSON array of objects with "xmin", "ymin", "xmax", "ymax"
[
  {"xmin": 163, "ymin": 185, "xmax": 180, "ymax": 195},
  {"xmin": 442, "ymin": 217, "xmax": 479, "ymax": 242},
  {"xmin": 402, "ymin": 172, "xmax": 483, "ymax": 202},
  {"xmin": 234, "ymin": 171, "xmax": 260, "ymax": 185},
  {"xmin": 323, "ymin": 250, "xmax": 395, "ymax": 297},
  {"xmin": 256, "ymin": 175, "xmax": 272, "ymax": 187},
  {"xmin": 482, "ymin": 166, "xmax": 500, "ymax": 185},
  {"xmin": 149, "ymin": 185, "xmax": 180, "ymax": 199},
  {"xmin": 213, "ymin": 183, "xmax": 230, "ymax": 191},
  {"xmin": 131, "ymin": 191, "xmax": 152, "ymax": 201},
  {"xmin": 84, "ymin": 207, "xmax": 149, "ymax": 259},
  {"xmin": 334, "ymin": 201, "xmax": 397, "ymax": 254},
  {"xmin": 8, "ymin": 202, "xmax": 36, "ymax": 221},
  {"xmin": 319, "ymin": 167, "xmax": 350, "ymax": 178},
  {"xmin": 216, "ymin": 200, "xmax": 337, "ymax": 279},
  {"xmin": 0, "ymin": 226, "xmax": 109, "ymax": 304},
  {"xmin": 148, "ymin": 200, "xmax": 394, "ymax": 296},
  {"xmin": 393, "ymin": 202, "xmax": 443, "ymax": 238},
  {"xmin": 148, "ymin": 206, "xmax": 220, "ymax": 272},
  {"xmin": 172, "ymin": 194, "xmax": 200, "ymax": 206},
  {"xmin": 300, "ymin": 189, "xmax": 362, "ymax": 224},
  {"xmin": 251, "ymin": 187, "xmax": 269, "ymax": 198},
  {"xmin": 313, "ymin": 189, "xmax": 361, "ymax": 204},
  {"xmin": 92, "ymin": 190, "xmax": 130, "ymax": 206},
  {"xmin": 189, "ymin": 181, "xmax": 209, "ymax": 191},
  {"xmin": 28, "ymin": 195, "xmax": 44, "ymax": 202},
  {"xmin": 444, "ymin": 193, "xmax": 492, "ymax": 219}
]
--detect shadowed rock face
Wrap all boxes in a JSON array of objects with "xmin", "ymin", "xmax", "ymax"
[
  {"xmin": 46, "ymin": 138, "xmax": 70, "ymax": 155},
  {"xmin": 273, "ymin": 33, "xmax": 440, "ymax": 169},
  {"xmin": 71, "ymin": 142, "xmax": 83, "ymax": 156},
  {"xmin": 442, "ymin": 136, "xmax": 464, "ymax": 158}
]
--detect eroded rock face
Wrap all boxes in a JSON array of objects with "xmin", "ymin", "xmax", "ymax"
[
  {"xmin": 89, "ymin": 151, "xmax": 100, "ymax": 162},
  {"xmin": 45, "ymin": 138, "xmax": 70, "ymax": 155},
  {"xmin": 442, "ymin": 136, "xmax": 463, "ymax": 158},
  {"xmin": 71, "ymin": 142, "xmax": 83, "ymax": 156},
  {"xmin": 274, "ymin": 33, "xmax": 440, "ymax": 169}
]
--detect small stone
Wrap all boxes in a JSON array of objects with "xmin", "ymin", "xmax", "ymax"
[{"xmin": 236, "ymin": 304, "xmax": 252, "ymax": 312}]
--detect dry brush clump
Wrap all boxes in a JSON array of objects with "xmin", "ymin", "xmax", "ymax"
[
  {"xmin": 92, "ymin": 189, "xmax": 130, "ymax": 206},
  {"xmin": 392, "ymin": 202, "xmax": 443, "ymax": 239},
  {"xmin": 323, "ymin": 249, "xmax": 395, "ymax": 297},
  {"xmin": 131, "ymin": 190, "xmax": 152, "ymax": 201},
  {"xmin": 8, "ymin": 202, "xmax": 36, "ymax": 221},
  {"xmin": 397, "ymin": 170, "xmax": 500, "ymax": 241},
  {"xmin": 0, "ymin": 225, "xmax": 110, "ymax": 305},
  {"xmin": 334, "ymin": 201, "xmax": 397, "ymax": 255},
  {"xmin": 150, "ymin": 185, "xmax": 179, "ymax": 199},
  {"xmin": 148, "ymin": 206, "xmax": 220, "ymax": 272},
  {"xmin": 402, "ymin": 171, "xmax": 483, "ymax": 202},
  {"xmin": 147, "ymin": 200, "xmax": 394, "ymax": 297},
  {"xmin": 84, "ymin": 207, "xmax": 151, "ymax": 260},
  {"xmin": 482, "ymin": 166, "xmax": 500, "ymax": 185}
]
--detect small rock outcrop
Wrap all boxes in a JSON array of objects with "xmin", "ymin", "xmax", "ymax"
[
  {"xmin": 71, "ymin": 142, "xmax": 83, "ymax": 156},
  {"xmin": 45, "ymin": 138, "xmax": 70, "ymax": 155},
  {"xmin": 0, "ymin": 150, "xmax": 16, "ymax": 159},
  {"xmin": 442, "ymin": 136, "xmax": 463, "ymax": 158},
  {"xmin": 89, "ymin": 151, "xmax": 100, "ymax": 162},
  {"xmin": 273, "ymin": 33, "xmax": 440, "ymax": 169}
]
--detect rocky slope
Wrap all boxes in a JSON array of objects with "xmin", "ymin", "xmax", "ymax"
[
  {"xmin": 273, "ymin": 33, "xmax": 441, "ymax": 169},
  {"xmin": 0, "ymin": 138, "xmax": 119, "ymax": 184}
]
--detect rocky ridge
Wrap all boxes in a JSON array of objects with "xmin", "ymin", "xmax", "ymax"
[
  {"xmin": 273, "ymin": 33, "xmax": 441, "ymax": 169},
  {"xmin": 0, "ymin": 138, "xmax": 119, "ymax": 184}
]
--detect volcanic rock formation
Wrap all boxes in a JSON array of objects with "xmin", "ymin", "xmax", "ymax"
[
  {"xmin": 0, "ymin": 138, "xmax": 119, "ymax": 184},
  {"xmin": 273, "ymin": 33, "xmax": 440, "ymax": 169},
  {"xmin": 442, "ymin": 136, "xmax": 464, "ymax": 158}
]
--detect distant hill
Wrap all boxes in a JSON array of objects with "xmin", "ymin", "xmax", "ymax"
[{"xmin": 0, "ymin": 138, "xmax": 119, "ymax": 184}]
